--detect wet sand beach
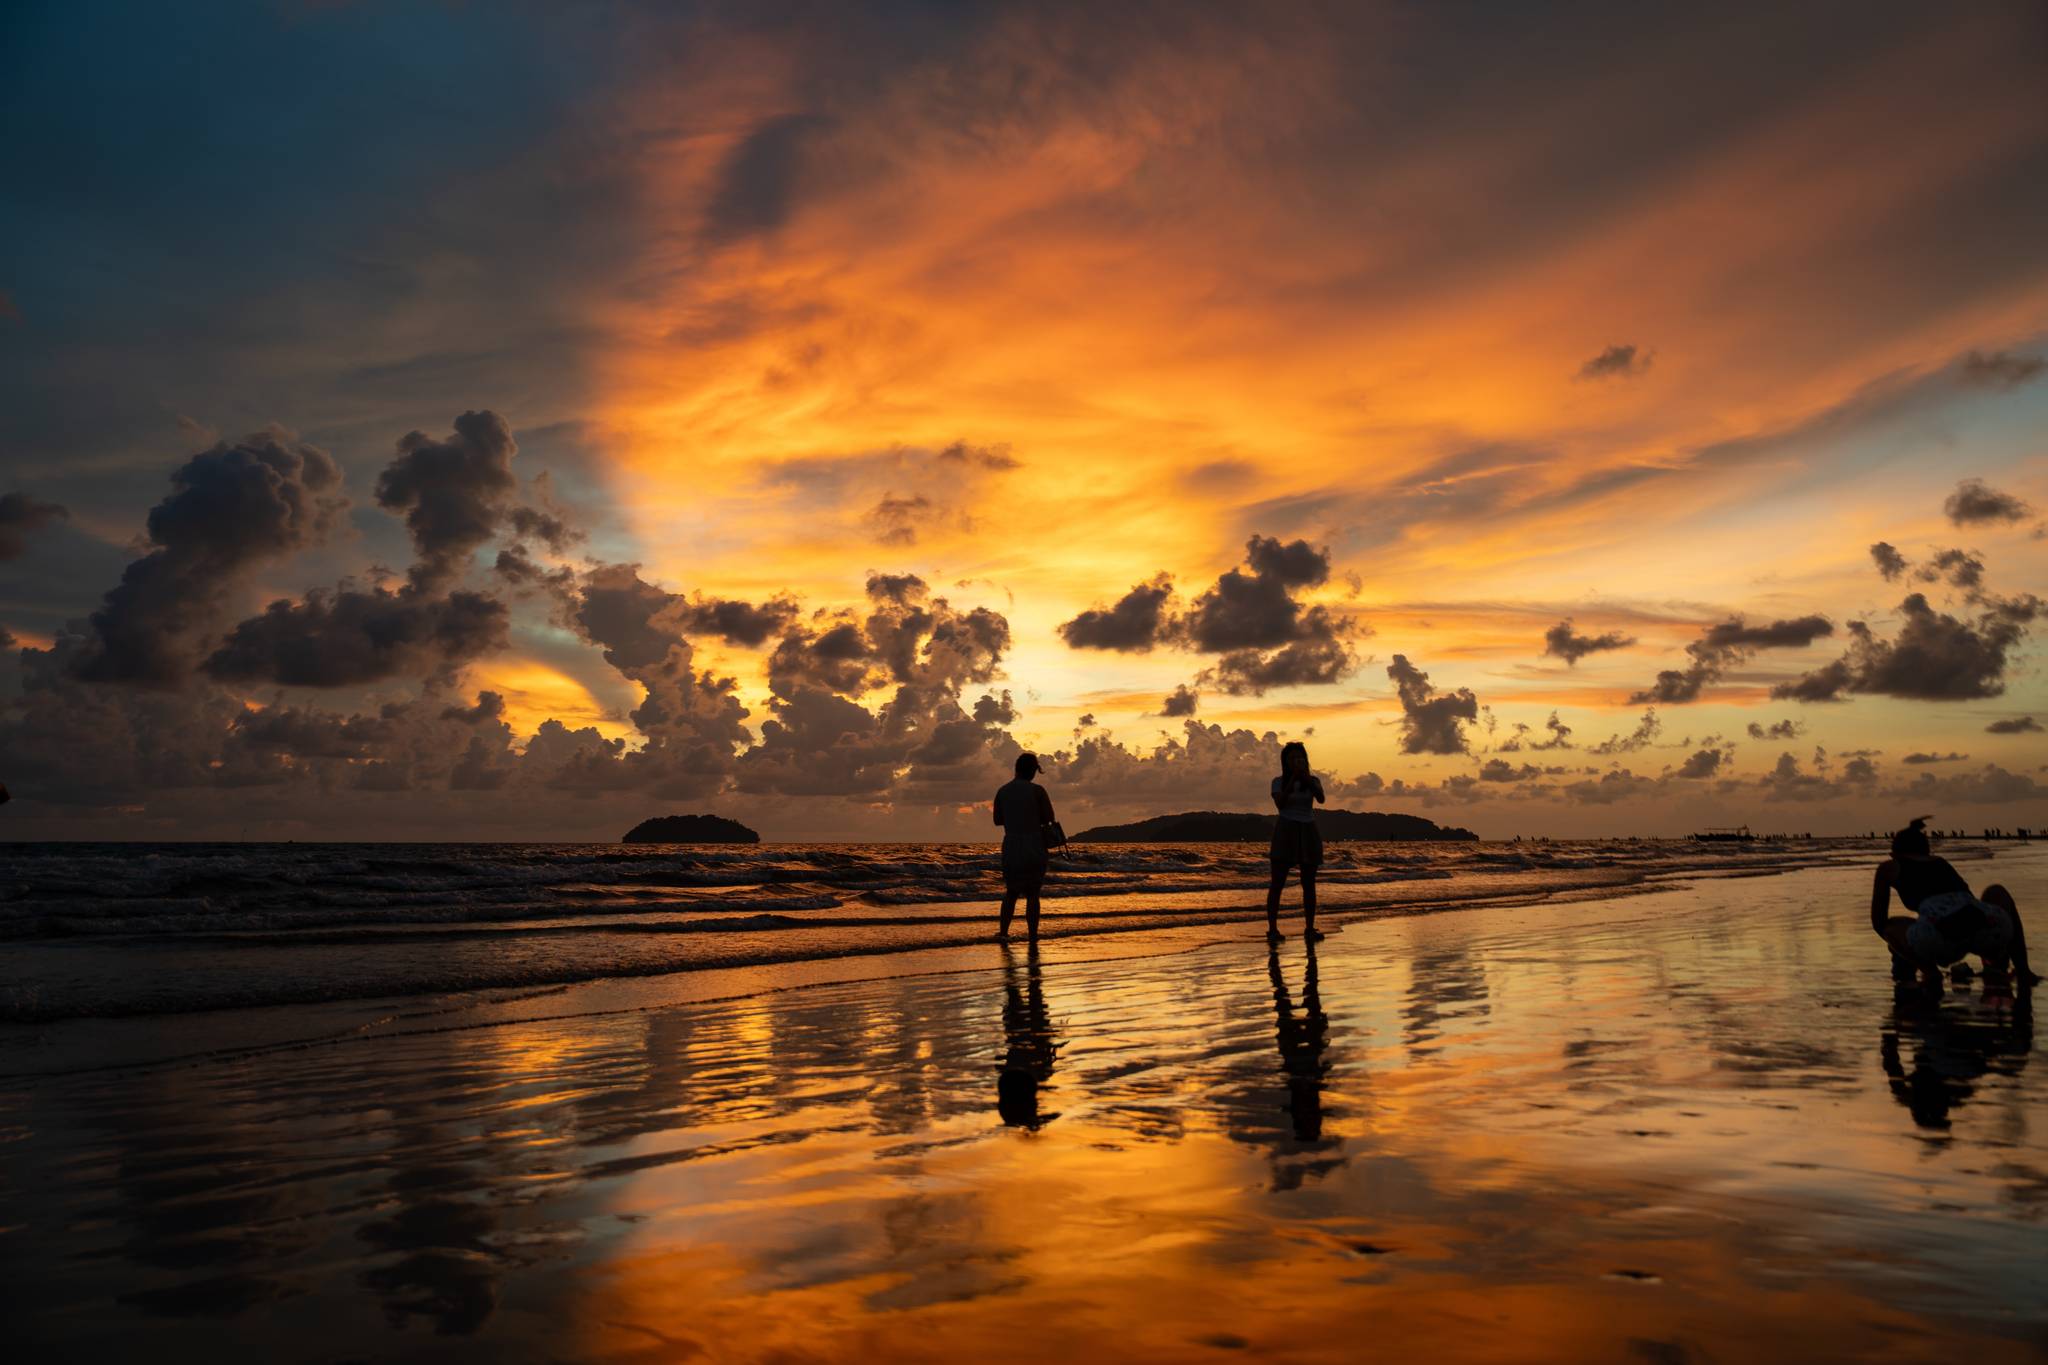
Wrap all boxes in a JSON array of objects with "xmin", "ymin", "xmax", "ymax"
[{"xmin": 6, "ymin": 852, "xmax": 2046, "ymax": 1362}]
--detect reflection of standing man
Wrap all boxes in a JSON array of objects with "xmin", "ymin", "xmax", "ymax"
[
  {"xmin": 1270, "ymin": 942, "xmax": 1330, "ymax": 1141},
  {"xmin": 997, "ymin": 944, "xmax": 1059, "ymax": 1129}
]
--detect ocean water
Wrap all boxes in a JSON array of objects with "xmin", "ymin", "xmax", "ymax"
[{"xmin": 0, "ymin": 836, "xmax": 1921, "ymax": 1023}]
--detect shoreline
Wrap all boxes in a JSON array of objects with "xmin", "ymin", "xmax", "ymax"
[{"xmin": 9, "ymin": 849, "xmax": 2032, "ymax": 1079}]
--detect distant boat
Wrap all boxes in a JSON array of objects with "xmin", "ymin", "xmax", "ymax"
[{"xmin": 1692, "ymin": 825, "xmax": 1755, "ymax": 842}]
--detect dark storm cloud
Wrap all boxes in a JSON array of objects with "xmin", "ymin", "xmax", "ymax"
[
  {"xmin": 1986, "ymin": 716, "xmax": 2041, "ymax": 734},
  {"xmin": 203, "ymin": 587, "xmax": 510, "ymax": 688},
  {"xmin": 1955, "ymin": 351, "xmax": 2046, "ymax": 390},
  {"xmin": 1747, "ymin": 718, "xmax": 1803, "ymax": 741},
  {"xmin": 1542, "ymin": 618, "xmax": 1635, "ymax": 665},
  {"xmin": 0, "ymin": 491, "xmax": 68, "ymax": 560},
  {"xmin": 1943, "ymin": 477, "xmax": 2032, "ymax": 526},
  {"xmin": 1388, "ymin": 654, "xmax": 1478, "ymax": 755},
  {"xmin": 1772, "ymin": 591, "xmax": 2041, "ymax": 703},
  {"xmin": 1629, "ymin": 615, "xmax": 1833, "ymax": 704},
  {"xmin": 1576, "ymin": 344, "xmax": 1650, "ymax": 380},
  {"xmin": 1161, "ymin": 683, "xmax": 1199, "ymax": 716},
  {"xmin": 702, "ymin": 113, "xmax": 834, "ymax": 243},
  {"xmin": 1059, "ymin": 575, "xmax": 1174, "ymax": 651},
  {"xmin": 1870, "ymin": 542, "xmax": 1908, "ymax": 581},
  {"xmin": 71, "ymin": 428, "xmax": 347, "ymax": 686},
  {"xmin": 373, "ymin": 410, "xmax": 520, "ymax": 591},
  {"xmin": 1902, "ymin": 751, "xmax": 1967, "ymax": 764}
]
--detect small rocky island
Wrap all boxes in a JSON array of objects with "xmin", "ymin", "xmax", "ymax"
[
  {"xmin": 1072, "ymin": 809, "xmax": 1478, "ymax": 843},
  {"xmin": 620, "ymin": 814, "xmax": 761, "ymax": 844}
]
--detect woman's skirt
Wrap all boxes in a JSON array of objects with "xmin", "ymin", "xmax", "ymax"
[
  {"xmin": 1906, "ymin": 890, "xmax": 2016, "ymax": 965},
  {"xmin": 1270, "ymin": 818, "xmax": 1323, "ymax": 871}
]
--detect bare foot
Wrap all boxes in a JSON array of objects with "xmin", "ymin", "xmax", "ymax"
[
  {"xmin": 994, "ymin": 929, "xmax": 1011, "ymax": 942},
  {"xmin": 1266, "ymin": 929, "xmax": 1284, "ymax": 943},
  {"xmin": 1305, "ymin": 929, "xmax": 1326, "ymax": 943}
]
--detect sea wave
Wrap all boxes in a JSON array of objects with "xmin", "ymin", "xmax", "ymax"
[{"xmin": 0, "ymin": 837, "xmax": 1905, "ymax": 1021}]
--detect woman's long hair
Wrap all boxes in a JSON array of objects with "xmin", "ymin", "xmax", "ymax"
[{"xmin": 1279, "ymin": 741, "xmax": 1312, "ymax": 794}]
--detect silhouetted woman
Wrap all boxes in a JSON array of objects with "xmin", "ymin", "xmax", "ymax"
[
  {"xmin": 1872, "ymin": 817, "xmax": 2038, "ymax": 992},
  {"xmin": 1268, "ymin": 740, "xmax": 1325, "ymax": 942},
  {"xmin": 994, "ymin": 752, "xmax": 1056, "ymax": 941}
]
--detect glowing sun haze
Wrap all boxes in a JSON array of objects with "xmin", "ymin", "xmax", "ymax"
[{"xmin": 2, "ymin": 1, "xmax": 2045, "ymax": 840}]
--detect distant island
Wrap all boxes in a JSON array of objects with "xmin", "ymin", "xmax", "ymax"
[
  {"xmin": 1072, "ymin": 809, "xmax": 1478, "ymax": 843},
  {"xmin": 620, "ymin": 814, "xmax": 760, "ymax": 844}
]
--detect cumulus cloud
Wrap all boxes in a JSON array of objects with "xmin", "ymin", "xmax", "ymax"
[
  {"xmin": 1674, "ymin": 748, "xmax": 1724, "ymax": 779},
  {"xmin": 1577, "ymin": 344, "xmax": 1651, "ymax": 380},
  {"xmin": 1497, "ymin": 710, "xmax": 1573, "ymax": 751},
  {"xmin": 1870, "ymin": 541, "xmax": 1908, "ymax": 581},
  {"xmin": 1543, "ymin": 618, "xmax": 1635, "ymax": 665},
  {"xmin": 1560, "ymin": 768, "xmax": 1659, "ymax": 804},
  {"xmin": 1591, "ymin": 709, "xmax": 1660, "ymax": 754},
  {"xmin": 1773, "ymin": 591, "xmax": 2040, "ymax": 702},
  {"xmin": 1388, "ymin": 654, "xmax": 1478, "ymax": 755},
  {"xmin": 1902, "ymin": 751, "xmax": 1967, "ymax": 764},
  {"xmin": 738, "ymin": 573, "xmax": 1012, "ymax": 799},
  {"xmin": 0, "ymin": 491, "xmax": 67, "ymax": 560},
  {"xmin": 1944, "ymin": 477, "xmax": 2031, "ymax": 527},
  {"xmin": 1629, "ymin": 615, "xmax": 1833, "ymax": 704},
  {"xmin": 374, "ymin": 410, "xmax": 521, "ymax": 591},
  {"xmin": 203, "ymin": 586, "xmax": 509, "ymax": 687},
  {"xmin": 1746, "ymin": 718, "xmax": 1803, "ymax": 741},
  {"xmin": 1058, "ymin": 536, "xmax": 1361, "ymax": 695},
  {"xmin": 1987, "ymin": 715, "xmax": 2041, "ymax": 734},
  {"xmin": 1058, "ymin": 575, "xmax": 1174, "ymax": 651},
  {"xmin": 1889, "ymin": 762, "xmax": 2046, "ymax": 805},
  {"xmin": 1161, "ymin": 683, "xmax": 1199, "ymax": 716},
  {"xmin": 71, "ymin": 427, "xmax": 347, "ymax": 686}
]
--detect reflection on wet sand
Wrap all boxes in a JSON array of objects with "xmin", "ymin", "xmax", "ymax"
[
  {"xmin": 997, "ymin": 944, "xmax": 1058, "ymax": 1129},
  {"xmin": 7, "ymin": 855, "xmax": 2047, "ymax": 1361},
  {"xmin": 1882, "ymin": 988, "xmax": 2034, "ymax": 1133}
]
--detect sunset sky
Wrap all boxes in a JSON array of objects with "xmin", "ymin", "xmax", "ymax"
[{"xmin": 3, "ymin": 0, "xmax": 2046, "ymax": 840}]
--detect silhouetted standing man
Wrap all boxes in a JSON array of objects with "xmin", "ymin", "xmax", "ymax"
[{"xmin": 993, "ymin": 752, "xmax": 1055, "ymax": 941}]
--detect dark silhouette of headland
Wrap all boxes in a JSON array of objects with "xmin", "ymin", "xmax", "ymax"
[
  {"xmin": 1073, "ymin": 809, "xmax": 1476, "ymax": 843},
  {"xmin": 620, "ymin": 814, "xmax": 760, "ymax": 843}
]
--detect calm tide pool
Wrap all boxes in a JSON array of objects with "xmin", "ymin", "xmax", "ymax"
[{"xmin": 5, "ymin": 853, "xmax": 2045, "ymax": 1362}]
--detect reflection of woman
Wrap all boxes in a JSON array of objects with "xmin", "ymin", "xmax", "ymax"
[
  {"xmin": 997, "ymin": 944, "xmax": 1058, "ymax": 1129},
  {"xmin": 993, "ymin": 753, "xmax": 1056, "ymax": 941},
  {"xmin": 1872, "ymin": 818, "xmax": 2038, "ymax": 992},
  {"xmin": 1267, "ymin": 741, "xmax": 1325, "ymax": 942},
  {"xmin": 1270, "ymin": 942, "xmax": 1329, "ymax": 1141}
]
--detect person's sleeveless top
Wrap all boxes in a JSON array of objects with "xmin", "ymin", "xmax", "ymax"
[
  {"xmin": 1896, "ymin": 855, "xmax": 1969, "ymax": 910},
  {"xmin": 996, "ymin": 779, "xmax": 1050, "ymax": 868}
]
